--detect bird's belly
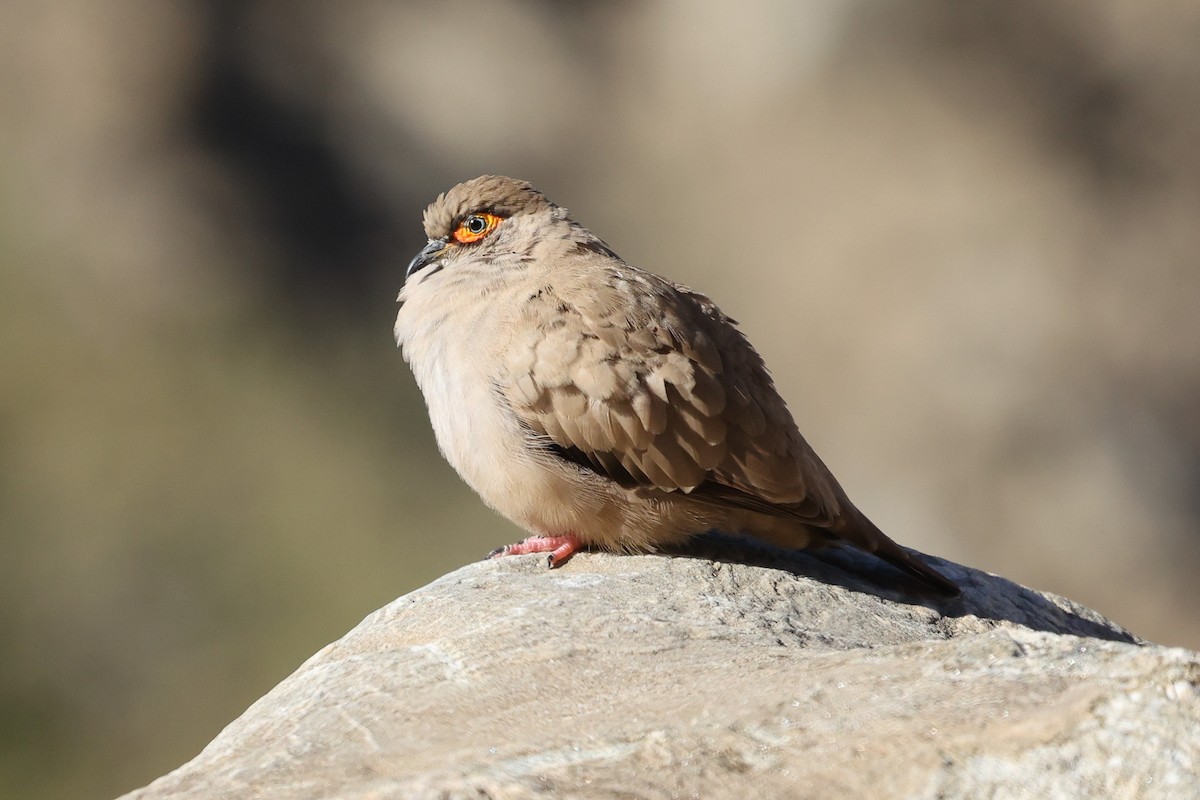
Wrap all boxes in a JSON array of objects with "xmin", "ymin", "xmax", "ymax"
[
  {"xmin": 417, "ymin": 348, "xmax": 519, "ymax": 501},
  {"xmin": 412, "ymin": 348, "xmax": 636, "ymax": 539}
]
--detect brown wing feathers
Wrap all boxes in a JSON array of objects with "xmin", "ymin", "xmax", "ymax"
[{"xmin": 503, "ymin": 269, "xmax": 832, "ymax": 523}]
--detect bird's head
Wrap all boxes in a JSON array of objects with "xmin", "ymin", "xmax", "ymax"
[{"xmin": 405, "ymin": 175, "xmax": 562, "ymax": 284}]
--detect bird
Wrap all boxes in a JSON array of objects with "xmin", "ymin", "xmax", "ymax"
[{"xmin": 394, "ymin": 175, "xmax": 959, "ymax": 596}]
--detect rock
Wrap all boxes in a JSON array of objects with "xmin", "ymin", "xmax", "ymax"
[{"xmin": 119, "ymin": 539, "xmax": 1200, "ymax": 799}]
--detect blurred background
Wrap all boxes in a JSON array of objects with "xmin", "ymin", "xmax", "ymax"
[{"xmin": 2, "ymin": 1, "xmax": 1199, "ymax": 797}]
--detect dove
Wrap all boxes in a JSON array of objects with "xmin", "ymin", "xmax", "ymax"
[{"xmin": 395, "ymin": 175, "xmax": 958, "ymax": 596}]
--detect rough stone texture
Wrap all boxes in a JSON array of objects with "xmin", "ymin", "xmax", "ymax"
[{"xmin": 120, "ymin": 540, "xmax": 1200, "ymax": 799}]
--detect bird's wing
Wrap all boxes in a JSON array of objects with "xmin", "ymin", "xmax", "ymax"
[{"xmin": 500, "ymin": 264, "xmax": 844, "ymax": 528}]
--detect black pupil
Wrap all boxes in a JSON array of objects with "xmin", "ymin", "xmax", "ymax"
[{"xmin": 467, "ymin": 216, "xmax": 486, "ymax": 234}]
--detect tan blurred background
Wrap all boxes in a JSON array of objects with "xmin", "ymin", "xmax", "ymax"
[{"xmin": 2, "ymin": 1, "xmax": 1199, "ymax": 797}]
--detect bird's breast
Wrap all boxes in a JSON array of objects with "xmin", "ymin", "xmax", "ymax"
[{"xmin": 394, "ymin": 283, "xmax": 540, "ymax": 511}]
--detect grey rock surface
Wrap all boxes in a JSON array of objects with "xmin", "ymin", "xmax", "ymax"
[{"xmin": 121, "ymin": 542, "xmax": 1200, "ymax": 799}]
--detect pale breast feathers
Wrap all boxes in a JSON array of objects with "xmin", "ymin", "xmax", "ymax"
[{"xmin": 500, "ymin": 268, "xmax": 839, "ymax": 524}]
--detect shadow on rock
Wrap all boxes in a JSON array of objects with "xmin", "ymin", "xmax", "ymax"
[{"xmin": 659, "ymin": 532, "xmax": 1139, "ymax": 645}]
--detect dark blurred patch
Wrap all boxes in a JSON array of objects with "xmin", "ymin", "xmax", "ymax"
[
  {"xmin": 866, "ymin": 0, "xmax": 1153, "ymax": 188},
  {"xmin": 0, "ymin": 683, "xmax": 70, "ymax": 795},
  {"xmin": 187, "ymin": 1, "xmax": 408, "ymax": 321},
  {"xmin": 534, "ymin": 0, "xmax": 622, "ymax": 75}
]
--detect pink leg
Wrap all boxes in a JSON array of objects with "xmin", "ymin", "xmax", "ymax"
[{"xmin": 487, "ymin": 534, "xmax": 582, "ymax": 568}]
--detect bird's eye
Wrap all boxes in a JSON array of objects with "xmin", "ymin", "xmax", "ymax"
[{"xmin": 453, "ymin": 213, "xmax": 502, "ymax": 244}]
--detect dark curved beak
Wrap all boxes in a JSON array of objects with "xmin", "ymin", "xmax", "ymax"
[{"xmin": 406, "ymin": 238, "xmax": 447, "ymax": 281}]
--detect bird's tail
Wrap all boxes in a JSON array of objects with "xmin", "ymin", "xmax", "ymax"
[{"xmin": 847, "ymin": 510, "xmax": 960, "ymax": 597}]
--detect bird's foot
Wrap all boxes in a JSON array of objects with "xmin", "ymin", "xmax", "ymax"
[{"xmin": 487, "ymin": 534, "xmax": 581, "ymax": 568}]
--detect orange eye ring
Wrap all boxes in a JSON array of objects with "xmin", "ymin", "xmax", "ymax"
[{"xmin": 452, "ymin": 213, "xmax": 503, "ymax": 244}]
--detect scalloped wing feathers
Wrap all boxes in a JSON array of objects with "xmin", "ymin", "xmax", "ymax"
[{"xmin": 501, "ymin": 259, "xmax": 843, "ymax": 528}]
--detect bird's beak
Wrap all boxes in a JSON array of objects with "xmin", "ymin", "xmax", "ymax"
[{"xmin": 406, "ymin": 237, "xmax": 448, "ymax": 281}]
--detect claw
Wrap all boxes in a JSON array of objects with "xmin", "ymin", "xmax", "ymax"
[{"xmin": 486, "ymin": 535, "xmax": 581, "ymax": 568}]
